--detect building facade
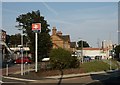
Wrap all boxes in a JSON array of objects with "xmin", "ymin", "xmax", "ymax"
[
  {"xmin": 51, "ymin": 27, "xmax": 76, "ymax": 51},
  {"xmin": 76, "ymin": 48, "xmax": 108, "ymax": 59},
  {"xmin": 0, "ymin": 30, "xmax": 6, "ymax": 42},
  {"xmin": 0, "ymin": 30, "xmax": 7, "ymax": 60}
]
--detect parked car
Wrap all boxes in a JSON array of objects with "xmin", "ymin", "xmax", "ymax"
[
  {"xmin": 42, "ymin": 58, "xmax": 50, "ymax": 62},
  {"xmin": 83, "ymin": 56, "xmax": 91, "ymax": 61},
  {"xmin": 95, "ymin": 56, "xmax": 102, "ymax": 60},
  {"xmin": 14, "ymin": 57, "xmax": 32, "ymax": 64},
  {"xmin": 71, "ymin": 52, "xmax": 78, "ymax": 57}
]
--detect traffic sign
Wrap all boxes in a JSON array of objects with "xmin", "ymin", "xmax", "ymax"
[
  {"xmin": 32, "ymin": 23, "xmax": 41, "ymax": 32},
  {"xmin": 32, "ymin": 23, "xmax": 41, "ymax": 72}
]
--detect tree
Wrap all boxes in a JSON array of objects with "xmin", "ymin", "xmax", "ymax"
[
  {"xmin": 49, "ymin": 48, "xmax": 79, "ymax": 69},
  {"xmin": 114, "ymin": 45, "xmax": 120, "ymax": 60},
  {"xmin": 16, "ymin": 10, "xmax": 52, "ymax": 61},
  {"xmin": 6, "ymin": 35, "xmax": 10, "ymax": 46},
  {"xmin": 9, "ymin": 34, "xmax": 28, "ymax": 47},
  {"xmin": 9, "ymin": 34, "xmax": 21, "ymax": 46},
  {"xmin": 77, "ymin": 40, "xmax": 90, "ymax": 48}
]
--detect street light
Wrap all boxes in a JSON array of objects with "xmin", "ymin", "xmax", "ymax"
[
  {"xmin": 117, "ymin": 30, "xmax": 120, "ymax": 44},
  {"xmin": 20, "ymin": 45, "xmax": 23, "ymax": 75},
  {"xmin": 25, "ymin": 39, "xmax": 30, "ymax": 57},
  {"xmin": 81, "ymin": 40, "xmax": 83, "ymax": 64},
  {"xmin": 16, "ymin": 24, "xmax": 24, "ymax": 75},
  {"xmin": 19, "ymin": 28, "xmax": 24, "ymax": 75},
  {"xmin": 78, "ymin": 38, "xmax": 83, "ymax": 63}
]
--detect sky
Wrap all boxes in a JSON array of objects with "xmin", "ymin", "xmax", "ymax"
[
  {"xmin": 118, "ymin": 1, "xmax": 120, "ymax": 44},
  {"xmin": 1, "ymin": 0, "xmax": 120, "ymax": 2},
  {"xmin": 1, "ymin": 1, "xmax": 119, "ymax": 47}
]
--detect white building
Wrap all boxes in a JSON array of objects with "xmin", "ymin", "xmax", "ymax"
[{"xmin": 76, "ymin": 48, "xmax": 108, "ymax": 59}]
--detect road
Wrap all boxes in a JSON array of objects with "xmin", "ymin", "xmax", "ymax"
[
  {"xmin": 1, "ymin": 61, "xmax": 120, "ymax": 85},
  {"xmin": 1, "ymin": 70, "xmax": 120, "ymax": 85},
  {"xmin": 86, "ymin": 76, "xmax": 120, "ymax": 85}
]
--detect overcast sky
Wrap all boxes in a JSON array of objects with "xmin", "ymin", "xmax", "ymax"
[{"xmin": 1, "ymin": 1, "xmax": 119, "ymax": 47}]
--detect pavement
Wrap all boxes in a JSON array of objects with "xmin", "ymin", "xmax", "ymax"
[
  {"xmin": 2, "ymin": 69, "xmax": 120, "ymax": 81},
  {"xmin": 45, "ymin": 71, "xmax": 107, "ymax": 79},
  {"xmin": 42, "ymin": 69, "xmax": 120, "ymax": 80},
  {"xmin": 1, "ymin": 61, "xmax": 120, "ymax": 83},
  {"xmin": 1, "ymin": 68, "xmax": 120, "ymax": 85}
]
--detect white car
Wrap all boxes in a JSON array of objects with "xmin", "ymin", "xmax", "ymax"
[
  {"xmin": 42, "ymin": 58, "xmax": 50, "ymax": 62},
  {"xmin": 71, "ymin": 54, "xmax": 77, "ymax": 57}
]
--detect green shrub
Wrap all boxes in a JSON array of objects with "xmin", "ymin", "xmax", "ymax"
[{"xmin": 49, "ymin": 48, "xmax": 79, "ymax": 69}]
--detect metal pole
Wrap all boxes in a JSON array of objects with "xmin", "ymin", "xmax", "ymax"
[
  {"xmin": 26, "ymin": 43, "xmax": 27, "ymax": 57},
  {"xmin": 81, "ymin": 40, "xmax": 83, "ymax": 63},
  {"xmin": 6, "ymin": 64, "xmax": 8, "ymax": 76},
  {"xmin": 110, "ymin": 59, "xmax": 111, "ymax": 70},
  {"xmin": 24, "ymin": 64, "xmax": 25, "ymax": 75},
  {"xmin": 35, "ymin": 32, "xmax": 38, "ymax": 72},
  {"xmin": 28, "ymin": 64, "xmax": 30, "ymax": 74},
  {"xmin": 21, "ymin": 31, "xmax": 24, "ymax": 75}
]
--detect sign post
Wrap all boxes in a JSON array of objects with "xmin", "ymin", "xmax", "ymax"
[
  {"xmin": 32, "ymin": 23, "xmax": 41, "ymax": 72},
  {"xmin": 35, "ymin": 32, "xmax": 38, "ymax": 72}
]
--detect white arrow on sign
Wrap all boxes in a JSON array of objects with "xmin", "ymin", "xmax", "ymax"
[{"xmin": 34, "ymin": 24, "xmax": 38, "ymax": 29}]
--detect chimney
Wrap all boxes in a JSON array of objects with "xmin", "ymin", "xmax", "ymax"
[
  {"xmin": 57, "ymin": 31, "xmax": 62, "ymax": 36},
  {"xmin": 52, "ymin": 27, "xmax": 57, "ymax": 35}
]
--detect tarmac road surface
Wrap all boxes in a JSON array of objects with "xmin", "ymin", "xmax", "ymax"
[{"xmin": 1, "ymin": 70, "xmax": 120, "ymax": 85}]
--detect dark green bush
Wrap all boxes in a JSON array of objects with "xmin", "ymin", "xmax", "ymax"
[{"xmin": 49, "ymin": 48, "xmax": 79, "ymax": 69}]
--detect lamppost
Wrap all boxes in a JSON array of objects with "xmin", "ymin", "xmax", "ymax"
[
  {"xmin": 16, "ymin": 24, "xmax": 24, "ymax": 75},
  {"xmin": 20, "ymin": 45, "xmax": 23, "ymax": 75},
  {"xmin": 25, "ymin": 40, "xmax": 30, "ymax": 57},
  {"xmin": 117, "ymin": 30, "xmax": 120, "ymax": 44},
  {"xmin": 81, "ymin": 40, "xmax": 83, "ymax": 63},
  {"xmin": 19, "ymin": 28, "xmax": 24, "ymax": 75},
  {"xmin": 78, "ymin": 38, "xmax": 83, "ymax": 63}
]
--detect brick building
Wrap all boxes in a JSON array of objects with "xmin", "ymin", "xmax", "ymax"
[
  {"xmin": 0, "ymin": 30, "xmax": 6, "ymax": 42},
  {"xmin": 51, "ymin": 27, "xmax": 76, "ymax": 52},
  {"xmin": 0, "ymin": 30, "xmax": 7, "ymax": 60}
]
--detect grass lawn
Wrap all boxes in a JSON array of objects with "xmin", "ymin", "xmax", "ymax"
[
  {"xmin": 8, "ymin": 60, "xmax": 119, "ymax": 79},
  {"xmin": 80, "ymin": 60, "xmax": 118, "ymax": 73},
  {"xmin": 110, "ymin": 59, "xmax": 120, "ymax": 69}
]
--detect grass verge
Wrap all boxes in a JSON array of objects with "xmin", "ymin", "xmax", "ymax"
[
  {"xmin": 8, "ymin": 60, "xmax": 119, "ymax": 79},
  {"xmin": 80, "ymin": 60, "xmax": 118, "ymax": 73}
]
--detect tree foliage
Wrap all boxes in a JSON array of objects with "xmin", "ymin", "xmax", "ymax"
[
  {"xmin": 49, "ymin": 48, "xmax": 80, "ymax": 69},
  {"xmin": 6, "ymin": 35, "xmax": 10, "ymax": 45},
  {"xmin": 114, "ymin": 45, "xmax": 120, "ymax": 59},
  {"xmin": 16, "ymin": 10, "xmax": 52, "ymax": 61},
  {"xmin": 9, "ymin": 34, "xmax": 21, "ymax": 46},
  {"xmin": 77, "ymin": 40, "xmax": 90, "ymax": 48},
  {"xmin": 8, "ymin": 34, "xmax": 28, "ymax": 47}
]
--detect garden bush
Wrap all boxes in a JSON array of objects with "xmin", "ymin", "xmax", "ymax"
[{"xmin": 49, "ymin": 48, "xmax": 79, "ymax": 70}]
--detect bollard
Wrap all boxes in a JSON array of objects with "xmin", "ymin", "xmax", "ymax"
[{"xmin": 6, "ymin": 64, "xmax": 8, "ymax": 76}]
